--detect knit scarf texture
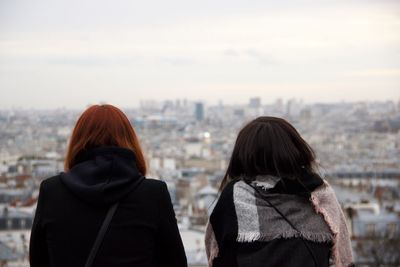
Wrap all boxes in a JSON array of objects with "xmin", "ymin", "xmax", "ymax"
[{"xmin": 205, "ymin": 177, "xmax": 353, "ymax": 267}]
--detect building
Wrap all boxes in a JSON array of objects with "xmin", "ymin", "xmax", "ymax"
[
  {"xmin": 249, "ymin": 97, "xmax": 261, "ymax": 108},
  {"xmin": 0, "ymin": 241, "xmax": 23, "ymax": 265},
  {"xmin": 195, "ymin": 103, "xmax": 204, "ymax": 121},
  {"xmin": 0, "ymin": 207, "xmax": 33, "ymax": 231}
]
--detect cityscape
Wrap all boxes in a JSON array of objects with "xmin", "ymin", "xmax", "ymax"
[{"xmin": 0, "ymin": 98, "xmax": 399, "ymax": 266}]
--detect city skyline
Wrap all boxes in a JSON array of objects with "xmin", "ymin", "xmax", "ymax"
[
  {"xmin": 0, "ymin": 91, "xmax": 399, "ymax": 266},
  {"xmin": 0, "ymin": 93, "xmax": 400, "ymax": 110},
  {"xmin": 1, "ymin": 90, "xmax": 400, "ymax": 110}
]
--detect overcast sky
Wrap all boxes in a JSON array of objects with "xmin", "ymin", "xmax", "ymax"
[{"xmin": 0, "ymin": 0, "xmax": 399, "ymax": 109}]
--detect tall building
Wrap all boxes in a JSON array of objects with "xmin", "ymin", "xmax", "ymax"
[
  {"xmin": 195, "ymin": 102, "xmax": 204, "ymax": 121},
  {"xmin": 249, "ymin": 97, "xmax": 261, "ymax": 108}
]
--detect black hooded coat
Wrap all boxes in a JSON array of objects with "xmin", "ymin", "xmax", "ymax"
[{"xmin": 29, "ymin": 147, "xmax": 187, "ymax": 267}]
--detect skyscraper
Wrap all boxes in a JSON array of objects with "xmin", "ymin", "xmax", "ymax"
[
  {"xmin": 195, "ymin": 102, "xmax": 204, "ymax": 121},
  {"xmin": 249, "ymin": 97, "xmax": 261, "ymax": 109}
]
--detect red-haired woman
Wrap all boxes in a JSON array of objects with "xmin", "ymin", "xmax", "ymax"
[{"xmin": 29, "ymin": 104, "xmax": 187, "ymax": 267}]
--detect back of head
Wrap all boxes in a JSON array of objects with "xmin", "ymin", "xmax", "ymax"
[
  {"xmin": 220, "ymin": 116, "xmax": 316, "ymax": 191},
  {"xmin": 64, "ymin": 104, "xmax": 147, "ymax": 175}
]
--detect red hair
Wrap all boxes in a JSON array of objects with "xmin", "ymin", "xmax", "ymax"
[{"xmin": 65, "ymin": 104, "xmax": 147, "ymax": 174}]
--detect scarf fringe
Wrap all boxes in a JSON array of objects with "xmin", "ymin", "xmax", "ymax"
[{"xmin": 236, "ymin": 230, "xmax": 333, "ymax": 243}]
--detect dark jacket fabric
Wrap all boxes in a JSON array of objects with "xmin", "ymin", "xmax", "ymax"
[
  {"xmin": 29, "ymin": 146, "xmax": 187, "ymax": 267},
  {"xmin": 206, "ymin": 174, "xmax": 335, "ymax": 267}
]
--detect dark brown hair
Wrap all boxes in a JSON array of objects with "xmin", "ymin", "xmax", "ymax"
[
  {"xmin": 220, "ymin": 116, "xmax": 316, "ymax": 191},
  {"xmin": 65, "ymin": 104, "xmax": 147, "ymax": 174}
]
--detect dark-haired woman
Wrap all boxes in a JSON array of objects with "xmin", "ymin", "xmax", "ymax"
[
  {"xmin": 205, "ymin": 117, "xmax": 353, "ymax": 267},
  {"xmin": 30, "ymin": 104, "xmax": 187, "ymax": 267}
]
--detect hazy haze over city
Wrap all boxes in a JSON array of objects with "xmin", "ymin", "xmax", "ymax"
[{"xmin": 1, "ymin": 0, "xmax": 400, "ymax": 108}]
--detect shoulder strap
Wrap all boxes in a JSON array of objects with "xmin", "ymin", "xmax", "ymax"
[
  {"xmin": 84, "ymin": 176, "xmax": 145, "ymax": 267},
  {"xmin": 84, "ymin": 202, "xmax": 119, "ymax": 267},
  {"xmin": 251, "ymin": 185, "xmax": 320, "ymax": 267}
]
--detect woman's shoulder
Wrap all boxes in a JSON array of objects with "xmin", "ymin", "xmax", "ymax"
[
  {"xmin": 39, "ymin": 174, "xmax": 63, "ymax": 192},
  {"xmin": 39, "ymin": 175, "xmax": 169, "ymax": 197},
  {"xmin": 138, "ymin": 177, "xmax": 170, "ymax": 197},
  {"xmin": 138, "ymin": 178, "xmax": 174, "ymax": 206},
  {"xmin": 215, "ymin": 179, "xmax": 253, "ymax": 208},
  {"xmin": 220, "ymin": 178, "xmax": 241, "ymax": 195},
  {"xmin": 210, "ymin": 179, "xmax": 240, "ymax": 216},
  {"xmin": 311, "ymin": 179, "xmax": 337, "ymax": 200},
  {"xmin": 141, "ymin": 177, "xmax": 167, "ymax": 189},
  {"xmin": 35, "ymin": 175, "xmax": 69, "ymax": 206}
]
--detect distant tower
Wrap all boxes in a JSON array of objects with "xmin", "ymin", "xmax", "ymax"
[
  {"xmin": 249, "ymin": 97, "xmax": 261, "ymax": 108},
  {"xmin": 195, "ymin": 102, "xmax": 204, "ymax": 121},
  {"xmin": 286, "ymin": 98, "xmax": 295, "ymax": 117},
  {"xmin": 175, "ymin": 99, "xmax": 181, "ymax": 108}
]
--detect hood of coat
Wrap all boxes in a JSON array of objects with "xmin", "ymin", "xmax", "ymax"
[{"xmin": 60, "ymin": 146, "xmax": 144, "ymax": 205}]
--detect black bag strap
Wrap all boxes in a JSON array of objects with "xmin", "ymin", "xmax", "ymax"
[
  {"xmin": 84, "ymin": 202, "xmax": 119, "ymax": 267},
  {"xmin": 251, "ymin": 185, "xmax": 320, "ymax": 267},
  {"xmin": 84, "ymin": 176, "xmax": 145, "ymax": 267}
]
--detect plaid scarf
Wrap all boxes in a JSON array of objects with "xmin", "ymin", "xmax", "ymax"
[{"xmin": 205, "ymin": 177, "xmax": 353, "ymax": 267}]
